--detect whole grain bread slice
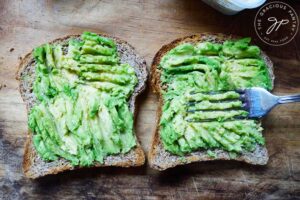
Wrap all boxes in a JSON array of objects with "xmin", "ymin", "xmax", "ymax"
[
  {"xmin": 17, "ymin": 34, "xmax": 148, "ymax": 179},
  {"xmin": 148, "ymin": 33, "xmax": 275, "ymax": 170}
]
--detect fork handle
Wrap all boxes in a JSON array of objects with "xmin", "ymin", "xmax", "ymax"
[{"xmin": 277, "ymin": 94, "xmax": 300, "ymax": 104}]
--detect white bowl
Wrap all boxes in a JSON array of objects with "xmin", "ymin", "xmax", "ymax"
[{"xmin": 202, "ymin": 0, "xmax": 266, "ymax": 15}]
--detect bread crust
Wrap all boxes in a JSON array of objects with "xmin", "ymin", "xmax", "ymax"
[
  {"xmin": 17, "ymin": 34, "xmax": 148, "ymax": 178},
  {"xmin": 148, "ymin": 33, "xmax": 275, "ymax": 170}
]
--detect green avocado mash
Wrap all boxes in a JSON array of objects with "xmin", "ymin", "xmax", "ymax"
[
  {"xmin": 28, "ymin": 32, "xmax": 138, "ymax": 166},
  {"xmin": 159, "ymin": 38, "xmax": 271, "ymax": 156}
]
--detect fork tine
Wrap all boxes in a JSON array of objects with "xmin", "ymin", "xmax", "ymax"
[
  {"xmin": 235, "ymin": 89, "xmax": 245, "ymax": 94},
  {"xmin": 188, "ymin": 99, "xmax": 243, "ymax": 104},
  {"xmin": 187, "ymin": 108, "xmax": 245, "ymax": 113},
  {"xmin": 186, "ymin": 90, "xmax": 251, "ymax": 122},
  {"xmin": 241, "ymin": 102, "xmax": 249, "ymax": 110},
  {"xmin": 186, "ymin": 116, "xmax": 248, "ymax": 123},
  {"xmin": 190, "ymin": 90, "xmax": 234, "ymax": 95},
  {"xmin": 239, "ymin": 93, "xmax": 246, "ymax": 102}
]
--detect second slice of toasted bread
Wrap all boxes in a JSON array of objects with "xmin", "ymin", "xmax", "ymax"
[{"xmin": 149, "ymin": 33, "xmax": 274, "ymax": 170}]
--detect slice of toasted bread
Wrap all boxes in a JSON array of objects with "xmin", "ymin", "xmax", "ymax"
[
  {"xmin": 17, "ymin": 34, "xmax": 148, "ymax": 178},
  {"xmin": 148, "ymin": 33, "xmax": 275, "ymax": 170}
]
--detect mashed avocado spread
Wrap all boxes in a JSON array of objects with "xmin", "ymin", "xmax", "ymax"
[
  {"xmin": 159, "ymin": 38, "xmax": 271, "ymax": 156},
  {"xmin": 28, "ymin": 32, "xmax": 138, "ymax": 166}
]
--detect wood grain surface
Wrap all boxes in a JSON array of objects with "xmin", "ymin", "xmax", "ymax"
[{"xmin": 1, "ymin": 0, "xmax": 300, "ymax": 199}]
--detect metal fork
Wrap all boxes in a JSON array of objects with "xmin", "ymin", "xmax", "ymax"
[{"xmin": 240, "ymin": 87, "xmax": 300, "ymax": 118}]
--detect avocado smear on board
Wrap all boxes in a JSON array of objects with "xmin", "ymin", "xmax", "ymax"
[
  {"xmin": 28, "ymin": 32, "xmax": 138, "ymax": 166},
  {"xmin": 159, "ymin": 38, "xmax": 271, "ymax": 156}
]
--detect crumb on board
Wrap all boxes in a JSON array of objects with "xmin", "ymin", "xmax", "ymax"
[
  {"xmin": 9, "ymin": 48, "xmax": 14, "ymax": 52},
  {"xmin": 0, "ymin": 84, "xmax": 5, "ymax": 90}
]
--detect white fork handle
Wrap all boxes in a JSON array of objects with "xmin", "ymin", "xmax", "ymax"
[{"xmin": 277, "ymin": 94, "xmax": 300, "ymax": 104}]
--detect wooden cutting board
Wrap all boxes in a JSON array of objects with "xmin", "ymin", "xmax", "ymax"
[{"xmin": 1, "ymin": 0, "xmax": 299, "ymax": 199}]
